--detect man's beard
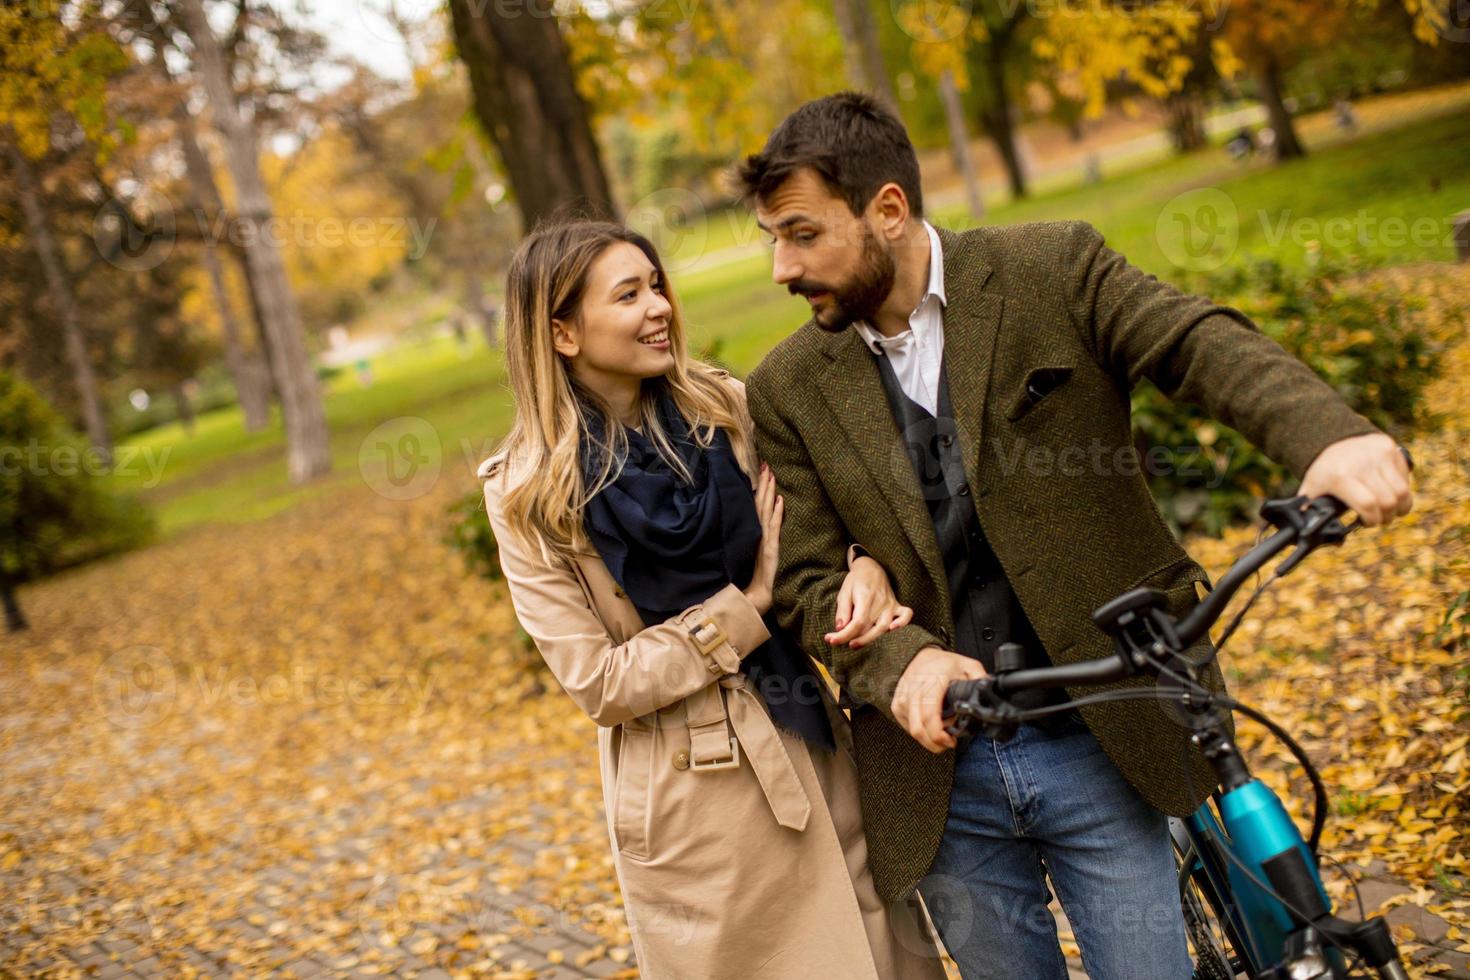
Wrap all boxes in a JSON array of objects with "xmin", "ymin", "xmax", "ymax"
[{"xmin": 788, "ymin": 224, "xmax": 896, "ymax": 333}]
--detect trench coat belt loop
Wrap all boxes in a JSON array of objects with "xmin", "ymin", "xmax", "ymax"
[{"xmin": 681, "ymin": 680, "xmax": 812, "ymax": 832}]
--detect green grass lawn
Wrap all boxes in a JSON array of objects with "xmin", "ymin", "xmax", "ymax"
[
  {"xmin": 935, "ymin": 104, "xmax": 1470, "ymax": 277},
  {"xmin": 114, "ymin": 97, "xmax": 1470, "ymax": 537}
]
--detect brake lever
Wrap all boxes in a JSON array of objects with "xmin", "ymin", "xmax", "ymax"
[
  {"xmin": 1269, "ymin": 444, "xmax": 1414, "ymax": 573},
  {"xmin": 943, "ymin": 677, "xmax": 1023, "ymax": 744},
  {"xmin": 1270, "ymin": 495, "xmax": 1353, "ymax": 575}
]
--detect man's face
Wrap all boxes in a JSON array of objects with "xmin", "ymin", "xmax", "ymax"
[{"xmin": 754, "ymin": 168, "xmax": 896, "ymax": 333}]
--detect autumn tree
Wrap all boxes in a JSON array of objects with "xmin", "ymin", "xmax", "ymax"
[
  {"xmin": 832, "ymin": 0, "xmax": 898, "ymax": 106},
  {"xmin": 0, "ymin": 2, "xmax": 129, "ymax": 464},
  {"xmin": 322, "ymin": 13, "xmax": 517, "ymax": 349},
  {"xmin": 446, "ymin": 0, "xmax": 617, "ymax": 231},
  {"xmin": 176, "ymin": 0, "xmax": 331, "ymax": 483},
  {"xmin": 118, "ymin": 0, "xmax": 273, "ymax": 432},
  {"xmin": 965, "ymin": 2, "xmax": 1033, "ymax": 199}
]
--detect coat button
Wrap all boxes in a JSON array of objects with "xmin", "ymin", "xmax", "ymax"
[
  {"xmin": 982, "ymin": 627, "xmax": 995, "ymax": 641},
  {"xmin": 940, "ymin": 434, "xmax": 954, "ymax": 448},
  {"xmin": 672, "ymin": 750, "xmax": 690, "ymax": 770},
  {"xmin": 958, "ymin": 485, "xmax": 971, "ymax": 497}
]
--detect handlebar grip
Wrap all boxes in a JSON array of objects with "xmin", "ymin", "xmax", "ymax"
[{"xmin": 941, "ymin": 680, "xmax": 963, "ymax": 717}]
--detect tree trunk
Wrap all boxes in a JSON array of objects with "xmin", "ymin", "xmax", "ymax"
[
  {"xmin": 1166, "ymin": 92, "xmax": 1208, "ymax": 153},
  {"xmin": 977, "ymin": 47, "xmax": 1027, "ymax": 200},
  {"xmin": 4, "ymin": 137, "xmax": 114, "ymax": 465},
  {"xmin": 447, "ymin": 0, "xmax": 616, "ymax": 232},
  {"xmin": 461, "ymin": 263, "xmax": 497, "ymax": 348},
  {"xmin": 138, "ymin": 0, "xmax": 271, "ymax": 430},
  {"xmin": 178, "ymin": 0, "xmax": 330, "ymax": 483},
  {"xmin": 938, "ymin": 69, "xmax": 984, "ymax": 220},
  {"xmin": 198, "ymin": 233, "xmax": 271, "ymax": 430},
  {"xmin": 967, "ymin": 26, "xmax": 1028, "ymax": 201},
  {"xmin": 831, "ymin": 0, "xmax": 897, "ymax": 108},
  {"xmin": 147, "ymin": 18, "xmax": 271, "ymax": 433},
  {"xmin": 172, "ymin": 382, "xmax": 196, "ymax": 433},
  {"xmin": 1, "ymin": 578, "xmax": 26, "ymax": 633},
  {"xmin": 233, "ymin": 249, "xmax": 279, "ymax": 404},
  {"xmin": 1255, "ymin": 52, "xmax": 1306, "ymax": 162}
]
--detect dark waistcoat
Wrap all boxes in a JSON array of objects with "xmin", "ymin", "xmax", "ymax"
[{"xmin": 872, "ymin": 348, "xmax": 1067, "ymax": 720}]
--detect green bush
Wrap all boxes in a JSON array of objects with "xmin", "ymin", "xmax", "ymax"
[
  {"xmin": 0, "ymin": 370, "xmax": 156, "ymax": 628},
  {"xmin": 445, "ymin": 485, "xmax": 553, "ymax": 677},
  {"xmin": 1136, "ymin": 256, "xmax": 1442, "ymax": 536},
  {"xmin": 443, "ymin": 485, "xmax": 502, "ymax": 582}
]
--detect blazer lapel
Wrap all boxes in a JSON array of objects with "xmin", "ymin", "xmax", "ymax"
[
  {"xmin": 934, "ymin": 226, "xmax": 1001, "ymax": 499},
  {"xmin": 816, "ymin": 321, "xmax": 948, "ymax": 595}
]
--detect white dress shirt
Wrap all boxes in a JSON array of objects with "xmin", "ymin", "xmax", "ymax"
[{"xmin": 852, "ymin": 221, "xmax": 946, "ymax": 416}]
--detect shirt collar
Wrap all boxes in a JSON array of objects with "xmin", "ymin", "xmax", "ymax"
[{"xmin": 853, "ymin": 220, "xmax": 946, "ymax": 354}]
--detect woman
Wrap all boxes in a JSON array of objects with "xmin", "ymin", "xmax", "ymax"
[{"xmin": 477, "ymin": 220, "xmax": 945, "ymax": 979}]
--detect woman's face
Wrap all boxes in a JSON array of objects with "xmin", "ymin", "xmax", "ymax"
[{"xmin": 553, "ymin": 241, "xmax": 676, "ymax": 393}]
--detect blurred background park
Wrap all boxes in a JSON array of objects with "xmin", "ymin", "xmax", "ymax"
[{"xmin": 2, "ymin": 0, "xmax": 1469, "ymax": 976}]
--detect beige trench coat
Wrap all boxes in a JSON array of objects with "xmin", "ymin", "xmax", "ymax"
[{"xmin": 478, "ymin": 377, "xmax": 945, "ymax": 980}]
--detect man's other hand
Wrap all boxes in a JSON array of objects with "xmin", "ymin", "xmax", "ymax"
[
  {"xmin": 891, "ymin": 646, "xmax": 988, "ymax": 753},
  {"xmin": 1299, "ymin": 432, "xmax": 1413, "ymax": 526}
]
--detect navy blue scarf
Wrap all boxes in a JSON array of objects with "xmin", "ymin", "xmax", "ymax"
[{"xmin": 578, "ymin": 390, "xmax": 835, "ymax": 751}]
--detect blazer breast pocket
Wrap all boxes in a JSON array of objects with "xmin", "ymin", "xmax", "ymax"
[{"xmin": 1007, "ymin": 365, "xmax": 1076, "ymax": 423}]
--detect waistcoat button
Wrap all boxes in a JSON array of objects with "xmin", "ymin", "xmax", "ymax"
[{"xmin": 673, "ymin": 750, "xmax": 690, "ymax": 770}]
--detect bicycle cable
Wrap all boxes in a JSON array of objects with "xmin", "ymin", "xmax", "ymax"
[
  {"xmin": 1321, "ymin": 851, "xmax": 1372, "ymax": 978},
  {"xmin": 1141, "ymin": 648, "xmax": 1330, "ymax": 858}
]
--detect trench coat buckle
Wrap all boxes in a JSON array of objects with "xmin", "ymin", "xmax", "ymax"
[
  {"xmin": 689, "ymin": 618, "xmax": 728, "ymax": 657},
  {"xmin": 689, "ymin": 736, "xmax": 740, "ymax": 771}
]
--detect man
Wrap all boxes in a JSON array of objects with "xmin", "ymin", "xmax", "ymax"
[{"xmin": 738, "ymin": 92, "xmax": 1412, "ymax": 979}]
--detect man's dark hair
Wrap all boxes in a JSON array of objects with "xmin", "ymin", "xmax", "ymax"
[{"xmin": 735, "ymin": 91, "xmax": 923, "ymax": 219}]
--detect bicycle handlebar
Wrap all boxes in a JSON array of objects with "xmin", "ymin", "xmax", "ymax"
[
  {"xmin": 971, "ymin": 494, "xmax": 1351, "ymax": 703},
  {"xmin": 945, "ymin": 445, "xmax": 1413, "ymax": 719}
]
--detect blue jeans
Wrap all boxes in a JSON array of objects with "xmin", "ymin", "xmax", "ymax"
[{"xmin": 917, "ymin": 713, "xmax": 1192, "ymax": 980}]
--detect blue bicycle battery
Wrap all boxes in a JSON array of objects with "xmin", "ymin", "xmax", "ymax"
[{"xmin": 1217, "ymin": 779, "xmax": 1340, "ymax": 969}]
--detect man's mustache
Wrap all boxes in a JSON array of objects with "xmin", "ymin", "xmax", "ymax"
[{"xmin": 788, "ymin": 280, "xmax": 837, "ymax": 298}]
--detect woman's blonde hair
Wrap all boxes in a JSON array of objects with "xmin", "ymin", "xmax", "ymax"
[{"xmin": 491, "ymin": 219, "xmax": 757, "ymax": 563}]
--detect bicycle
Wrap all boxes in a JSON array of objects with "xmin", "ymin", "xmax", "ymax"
[{"xmin": 943, "ymin": 487, "xmax": 1413, "ymax": 979}]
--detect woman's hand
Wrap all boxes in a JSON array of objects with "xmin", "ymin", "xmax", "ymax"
[
  {"xmin": 826, "ymin": 553, "xmax": 913, "ymax": 649},
  {"xmin": 743, "ymin": 462, "xmax": 783, "ymax": 616}
]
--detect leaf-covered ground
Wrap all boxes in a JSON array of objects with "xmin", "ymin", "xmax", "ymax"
[
  {"xmin": 1189, "ymin": 263, "xmax": 1470, "ymax": 969},
  {"xmin": 2, "ymin": 264, "xmax": 1466, "ymax": 978}
]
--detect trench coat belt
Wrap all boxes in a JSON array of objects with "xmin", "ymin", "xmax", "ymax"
[{"xmin": 681, "ymin": 677, "xmax": 812, "ymax": 832}]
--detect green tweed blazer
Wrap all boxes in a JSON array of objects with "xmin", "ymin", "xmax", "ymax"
[{"xmin": 744, "ymin": 221, "xmax": 1380, "ymax": 903}]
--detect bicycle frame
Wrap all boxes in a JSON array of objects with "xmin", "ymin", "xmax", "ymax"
[{"xmin": 1177, "ymin": 789, "xmax": 1344, "ymax": 978}]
